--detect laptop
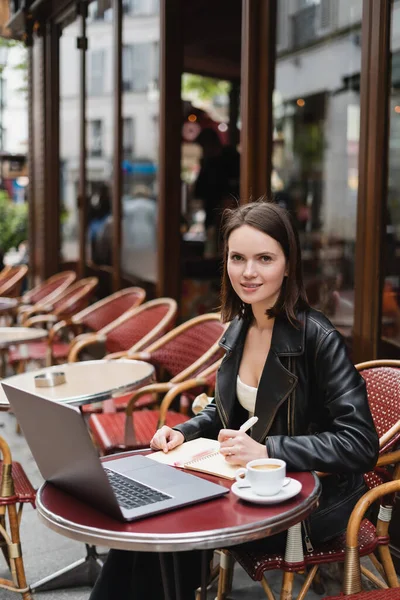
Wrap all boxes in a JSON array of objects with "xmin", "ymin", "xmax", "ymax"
[{"xmin": 2, "ymin": 383, "xmax": 229, "ymax": 522}]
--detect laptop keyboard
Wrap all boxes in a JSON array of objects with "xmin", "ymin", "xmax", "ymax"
[{"xmin": 104, "ymin": 468, "xmax": 172, "ymax": 510}]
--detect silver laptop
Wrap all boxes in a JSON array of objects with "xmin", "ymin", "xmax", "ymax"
[{"xmin": 2, "ymin": 383, "xmax": 229, "ymax": 521}]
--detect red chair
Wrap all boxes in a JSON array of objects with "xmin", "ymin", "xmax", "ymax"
[
  {"xmin": 16, "ymin": 270, "xmax": 76, "ymax": 317},
  {"xmin": 216, "ymin": 360, "xmax": 400, "ymax": 600},
  {"xmin": 322, "ymin": 479, "xmax": 400, "ymax": 599},
  {"xmin": 88, "ymin": 313, "xmax": 226, "ymax": 454},
  {"xmin": 9, "ymin": 286, "xmax": 146, "ymax": 368},
  {"xmin": 89, "ymin": 358, "xmax": 222, "ymax": 453},
  {"xmin": 9, "ymin": 277, "xmax": 99, "ymax": 372},
  {"xmin": 0, "ymin": 435, "xmax": 35, "ymax": 599},
  {"xmin": 0, "ymin": 266, "xmax": 28, "ymax": 298},
  {"xmin": 67, "ymin": 297, "xmax": 177, "ymax": 364}
]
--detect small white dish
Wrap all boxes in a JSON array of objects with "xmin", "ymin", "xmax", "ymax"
[{"xmin": 231, "ymin": 477, "xmax": 302, "ymax": 505}]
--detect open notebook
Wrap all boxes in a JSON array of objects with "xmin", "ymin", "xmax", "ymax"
[{"xmin": 148, "ymin": 437, "xmax": 239, "ymax": 480}]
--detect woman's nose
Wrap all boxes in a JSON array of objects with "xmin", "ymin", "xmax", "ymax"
[{"xmin": 243, "ymin": 261, "xmax": 256, "ymax": 277}]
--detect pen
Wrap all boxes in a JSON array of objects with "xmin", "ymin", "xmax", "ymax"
[{"xmin": 239, "ymin": 415, "xmax": 258, "ymax": 432}]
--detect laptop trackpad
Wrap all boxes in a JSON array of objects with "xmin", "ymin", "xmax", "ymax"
[{"xmin": 107, "ymin": 455, "xmax": 191, "ymax": 493}]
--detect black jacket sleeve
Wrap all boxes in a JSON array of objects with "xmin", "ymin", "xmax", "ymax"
[{"xmin": 266, "ymin": 330, "xmax": 380, "ymax": 473}]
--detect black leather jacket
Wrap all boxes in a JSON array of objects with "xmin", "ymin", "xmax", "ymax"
[{"xmin": 175, "ymin": 308, "xmax": 379, "ymax": 543}]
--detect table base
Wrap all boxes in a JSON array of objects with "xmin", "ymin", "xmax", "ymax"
[{"xmin": 31, "ymin": 544, "xmax": 103, "ymax": 592}]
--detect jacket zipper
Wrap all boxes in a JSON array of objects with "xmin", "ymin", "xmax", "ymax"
[
  {"xmin": 302, "ymin": 520, "xmax": 314, "ymax": 553},
  {"xmin": 287, "ymin": 357, "xmax": 292, "ymax": 435},
  {"xmin": 215, "ymin": 382, "xmax": 228, "ymax": 428}
]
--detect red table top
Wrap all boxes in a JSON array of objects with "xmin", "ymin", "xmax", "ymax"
[{"xmin": 36, "ymin": 452, "xmax": 321, "ymax": 552}]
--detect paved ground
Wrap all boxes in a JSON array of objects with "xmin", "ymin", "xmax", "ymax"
[{"xmin": 0, "ymin": 409, "xmax": 360, "ymax": 600}]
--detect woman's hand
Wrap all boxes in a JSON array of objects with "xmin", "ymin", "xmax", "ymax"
[
  {"xmin": 218, "ymin": 429, "xmax": 268, "ymax": 466},
  {"xmin": 150, "ymin": 426, "xmax": 185, "ymax": 453}
]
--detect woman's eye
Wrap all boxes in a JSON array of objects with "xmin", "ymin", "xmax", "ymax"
[
  {"xmin": 230, "ymin": 254, "xmax": 243, "ymax": 261},
  {"xmin": 260, "ymin": 255, "xmax": 272, "ymax": 263}
]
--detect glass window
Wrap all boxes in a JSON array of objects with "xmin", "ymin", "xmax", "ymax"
[
  {"xmin": 88, "ymin": 49, "xmax": 105, "ymax": 96},
  {"xmin": 86, "ymin": 1, "xmax": 113, "ymax": 268},
  {"xmin": 88, "ymin": 119, "xmax": 103, "ymax": 157},
  {"xmin": 273, "ymin": 0, "xmax": 363, "ymax": 350},
  {"xmin": 121, "ymin": 1, "xmax": 160, "ymax": 283},
  {"xmin": 123, "ymin": 117, "xmax": 134, "ymax": 158},
  {"xmin": 123, "ymin": 44, "xmax": 153, "ymax": 92},
  {"xmin": 60, "ymin": 19, "xmax": 80, "ymax": 264},
  {"xmin": 382, "ymin": 5, "xmax": 400, "ymax": 347}
]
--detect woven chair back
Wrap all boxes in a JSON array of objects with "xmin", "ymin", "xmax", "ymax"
[
  {"xmin": 357, "ymin": 360, "xmax": 400, "ymax": 490},
  {"xmin": 147, "ymin": 317, "xmax": 225, "ymax": 380},
  {"xmin": 49, "ymin": 277, "xmax": 98, "ymax": 318},
  {"xmin": 23, "ymin": 271, "xmax": 76, "ymax": 305},
  {"xmin": 75, "ymin": 287, "xmax": 145, "ymax": 332},
  {"xmin": 360, "ymin": 364, "xmax": 400, "ymax": 446},
  {"xmin": 0, "ymin": 265, "xmax": 28, "ymax": 297},
  {"xmin": 105, "ymin": 300, "xmax": 177, "ymax": 354}
]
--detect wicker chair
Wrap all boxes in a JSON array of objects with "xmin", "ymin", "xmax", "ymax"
[
  {"xmin": 9, "ymin": 286, "xmax": 145, "ymax": 368},
  {"xmin": 321, "ymin": 479, "xmax": 400, "ymax": 599},
  {"xmin": 67, "ymin": 297, "xmax": 177, "ymax": 364},
  {"xmin": 8, "ymin": 277, "xmax": 99, "ymax": 373},
  {"xmin": 16, "ymin": 270, "xmax": 76, "ymax": 318},
  {"xmin": 0, "ymin": 266, "xmax": 28, "ymax": 298},
  {"xmin": 88, "ymin": 313, "xmax": 226, "ymax": 454},
  {"xmin": 216, "ymin": 359, "xmax": 400, "ymax": 600},
  {"xmin": 0, "ymin": 435, "xmax": 35, "ymax": 599}
]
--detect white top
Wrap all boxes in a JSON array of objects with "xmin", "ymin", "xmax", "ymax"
[{"xmin": 236, "ymin": 375, "xmax": 257, "ymax": 416}]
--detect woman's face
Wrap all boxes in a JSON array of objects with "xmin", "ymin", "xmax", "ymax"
[{"xmin": 227, "ymin": 224, "xmax": 287, "ymax": 313}]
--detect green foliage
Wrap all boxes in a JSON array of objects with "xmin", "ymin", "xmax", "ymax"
[
  {"xmin": 293, "ymin": 123, "xmax": 325, "ymax": 173},
  {"xmin": 0, "ymin": 191, "xmax": 28, "ymax": 252},
  {"xmin": 182, "ymin": 74, "xmax": 230, "ymax": 102},
  {"xmin": 0, "ymin": 36, "xmax": 28, "ymax": 93}
]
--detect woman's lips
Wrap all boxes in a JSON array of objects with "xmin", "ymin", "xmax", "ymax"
[{"xmin": 240, "ymin": 283, "xmax": 262, "ymax": 290}]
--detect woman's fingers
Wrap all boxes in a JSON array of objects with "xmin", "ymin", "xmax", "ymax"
[
  {"xmin": 218, "ymin": 428, "xmax": 241, "ymax": 442},
  {"xmin": 150, "ymin": 426, "xmax": 171, "ymax": 452},
  {"xmin": 167, "ymin": 430, "xmax": 184, "ymax": 450}
]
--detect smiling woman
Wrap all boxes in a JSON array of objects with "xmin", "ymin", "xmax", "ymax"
[{"xmin": 92, "ymin": 199, "xmax": 379, "ymax": 600}]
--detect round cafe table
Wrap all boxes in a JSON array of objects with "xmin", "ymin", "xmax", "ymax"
[
  {"xmin": 0, "ymin": 326, "xmax": 48, "ymax": 381},
  {"xmin": 36, "ymin": 451, "xmax": 321, "ymax": 600},
  {"xmin": 0, "ymin": 359, "xmax": 155, "ymax": 410}
]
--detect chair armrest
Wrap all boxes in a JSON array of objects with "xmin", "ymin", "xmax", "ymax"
[
  {"xmin": 123, "ymin": 383, "xmax": 174, "ymax": 447},
  {"xmin": 105, "ymin": 351, "xmax": 129, "ymax": 360},
  {"xmin": 20, "ymin": 304, "xmax": 53, "ymax": 324},
  {"xmin": 0, "ymin": 436, "xmax": 14, "ymax": 498},
  {"xmin": 125, "ymin": 351, "xmax": 152, "ymax": 362},
  {"xmin": 342, "ymin": 479, "xmax": 400, "ymax": 595},
  {"xmin": 157, "ymin": 377, "xmax": 209, "ymax": 426},
  {"xmin": 376, "ymin": 449, "xmax": 400, "ymax": 468},
  {"xmin": 67, "ymin": 333, "xmax": 106, "ymax": 362},
  {"xmin": 24, "ymin": 314, "xmax": 58, "ymax": 329}
]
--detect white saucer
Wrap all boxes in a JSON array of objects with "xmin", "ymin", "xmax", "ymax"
[{"xmin": 231, "ymin": 478, "xmax": 302, "ymax": 505}]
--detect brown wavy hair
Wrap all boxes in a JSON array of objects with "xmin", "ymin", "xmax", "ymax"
[{"xmin": 220, "ymin": 199, "xmax": 309, "ymax": 324}]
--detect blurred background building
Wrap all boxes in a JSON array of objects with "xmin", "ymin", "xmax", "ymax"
[{"xmin": 0, "ymin": 0, "xmax": 399, "ymax": 366}]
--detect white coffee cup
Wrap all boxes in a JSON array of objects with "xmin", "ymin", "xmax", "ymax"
[{"xmin": 235, "ymin": 458, "xmax": 286, "ymax": 496}]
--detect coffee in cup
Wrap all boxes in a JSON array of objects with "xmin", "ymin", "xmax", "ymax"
[{"xmin": 235, "ymin": 458, "xmax": 286, "ymax": 496}]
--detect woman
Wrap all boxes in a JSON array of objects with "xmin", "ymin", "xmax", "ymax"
[
  {"xmin": 91, "ymin": 200, "xmax": 378, "ymax": 599},
  {"xmin": 152, "ymin": 199, "xmax": 379, "ymax": 544}
]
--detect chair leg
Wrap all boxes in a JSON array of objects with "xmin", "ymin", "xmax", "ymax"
[
  {"xmin": 297, "ymin": 565, "xmax": 319, "ymax": 600},
  {"xmin": 216, "ymin": 550, "xmax": 234, "ymax": 600},
  {"xmin": 280, "ymin": 572, "xmax": 294, "ymax": 600},
  {"xmin": 377, "ymin": 544, "xmax": 399, "ymax": 588},
  {"xmin": 0, "ymin": 504, "xmax": 32, "ymax": 599},
  {"xmin": 261, "ymin": 575, "xmax": 276, "ymax": 600},
  {"xmin": 360, "ymin": 564, "xmax": 388, "ymax": 589}
]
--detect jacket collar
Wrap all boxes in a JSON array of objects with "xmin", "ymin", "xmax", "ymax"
[{"xmin": 219, "ymin": 310, "xmax": 306, "ymax": 356}]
